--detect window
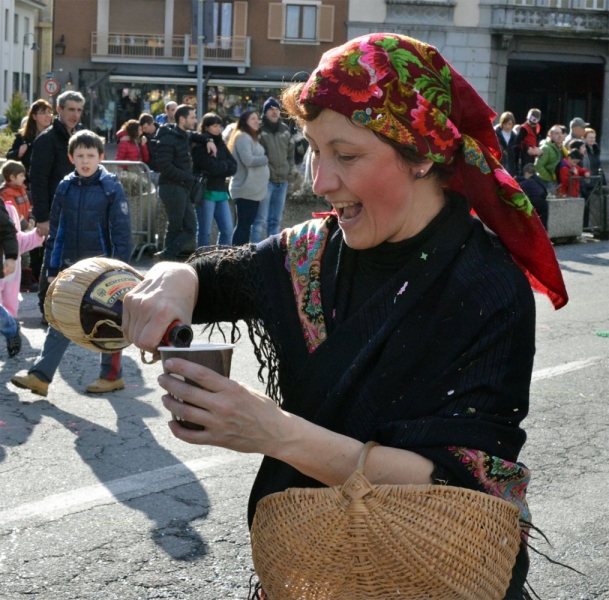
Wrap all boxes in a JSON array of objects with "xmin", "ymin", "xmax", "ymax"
[
  {"xmin": 24, "ymin": 16, "xmax": 29, "ymax": 36},
  {"xmin": 13, "ymin": 72, "xmax": 20, "ymax": 94},
  {"xmin": 285, "ymin": 5, "xmax": 316, "ymax": 40},
  {"xmin": 4, "ymin": 9, "xmax": 9, "ymax": 42},
  {"xmin": 3, "ymin": 70, "xmax": 8, "ymax": 103},
  {"xmin": 211, "ymin": 1, "xmax": 233, "ymax": 48},
  {"xmin": 13, "ymin": 13, "xmax": 18, "ymax": 43},
  {"xmin": 268, "ymin": 2, "xmax": 334, "ymax": 44},
  {"xmin": 24, "ymin": 74, "xmax": 30, "ymax": 99}
]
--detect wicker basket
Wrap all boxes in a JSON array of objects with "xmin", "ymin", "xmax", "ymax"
[
  {"xmin": 251, "ymin": 442, "xmax": 521, "ymax": 600},
  {"xmin": 44, "ymin": 257, "xmax": 143, "ymax": 353}
]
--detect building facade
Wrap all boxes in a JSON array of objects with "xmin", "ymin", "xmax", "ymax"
[
  {"xmin": 51, "ymin": 0, "xmax": 348, "ymax": 138},
  {"xmin": 348, "ymin": 0, "xmax": 609, "ymax": 159},
  {"xmin": 0, "ymin": 0, "xmax": 47, "ymax": 114}
]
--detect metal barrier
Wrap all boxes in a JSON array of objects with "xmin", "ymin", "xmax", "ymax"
[
  {"xmin": 567, "ymin": 171, "xmax": 608, "ymax": 239},
  {"xmin": 101, "ymin": 160, "xmax": 158, "ymax": 261}
]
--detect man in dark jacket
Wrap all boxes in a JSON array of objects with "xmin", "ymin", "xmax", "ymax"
[
  {"xmin": 517, "ymin": 163, "xmax": 549, "ymax": 231},
  {"xmin": 251, "ymin": 97, "xmax": 295, "ymax": 243},
  {"xmin": 29, "ymin": 90, "xmax": 84, "ymax": 318},
  {"xmin": 154, "ymin": 104, "xmax": 197, "ymax": 261}
]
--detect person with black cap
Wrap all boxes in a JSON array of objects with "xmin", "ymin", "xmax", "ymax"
[{"xmin": 251, "ymin": 97, "xmax": 295, "ymax": 243}]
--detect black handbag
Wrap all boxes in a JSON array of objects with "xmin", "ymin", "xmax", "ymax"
[{"xmin": 190, "ymin": 174, "xmax": 208, "ymax": 206}]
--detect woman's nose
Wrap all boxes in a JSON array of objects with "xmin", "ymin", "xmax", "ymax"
[{"xmin": 312, "ymin": 158, "xmax": 340, "ymax": 197}]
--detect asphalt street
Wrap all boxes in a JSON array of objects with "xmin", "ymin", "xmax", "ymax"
[{"xmin": 1, "ymin": 237, "xmax": 609, "ymax": 600}]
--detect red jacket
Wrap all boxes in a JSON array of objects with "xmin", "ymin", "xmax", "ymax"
[
  {"xmin": 116, "ymin": 130, "xmax": 150, "ymax": 164},
  {"xmin": 558, "ymin": 160, "xmax": 589, "ymax": 197},
  {"xmin": 518, "ymin": 122, "xmax": 540, "ymax": 153},
  {"xmin": 0, "ymin": 182, "xmax": 30, "ymax": 225}
]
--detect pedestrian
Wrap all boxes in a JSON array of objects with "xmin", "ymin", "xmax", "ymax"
[
  {"xmin": 494, "ymin": 111, "xmax": 518, "ymax": 176},
  {"xmin": 228, "ymin": 110, "xmax": 270, "ymax": 245},
  {"xmin": 116, "ymin": 119, "xmax": 150, "ymax": 165},
  {"xmin": 565, "ymin": 117, "xmax": 588, "ymax": 145},
  {"xmin": 154, "ymin": 104, "xmax": 197, "ymax": 262},
  {"xmin": 155, "ymin": 101, "xmax": 177, "ymax": 125},
  {"xmin": 517, "ymin": 164, "xmax": 549, "ymax": 230},
  {"xmin": 1, "ymin": 194, "xmax": 22, "ymax": 357},
  {"xmin": 6, "ymin": 99, "xmax": 53, "ymax": 177},
  {"xmin": 11, "ymin": 130, "xmax": 131, "ymax": 397},
  {"xmin": 0, "ymin": 186, "xmax": 45, "ymax": 357},
  {"xmin": 534, "ymin": 125, "xmax": 564, "ymax": 195},
  {"xmin": 251, "ymin": 97, "xmax": 295, "ymax": 242},
  {"xmin": 584, "ymin": 128, "xmax": 602, "ymax": 178},
  {"xmin": 122, "ymin": 33, "xmax": 567, "ymax": 598},
  {"xmin": 191, "ymin": 113, "xmax": 237, "ymax": 247},
  {"xmin": 558, "ymin": 149, "xmax": 590, "ymax": 198},
  {"xmin": 29, "ymin": 90, "xmax": 84, "ymax": 322},
  {"xmin": 516, "ymin": 108, "xmax": 543, "ymax": 172}
]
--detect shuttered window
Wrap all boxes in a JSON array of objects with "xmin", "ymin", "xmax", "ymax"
[{"xmin": 268, "ymin": 2, "xmax": 334, "ymax": 43}]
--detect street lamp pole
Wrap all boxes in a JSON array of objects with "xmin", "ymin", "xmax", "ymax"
[
  {"xmin": 21, "ymin": 32, "xmax": 40, "ymax": 102},
  {"xmin": 197, "ymin": 0, "xmax": 203, "ymax": 114}
]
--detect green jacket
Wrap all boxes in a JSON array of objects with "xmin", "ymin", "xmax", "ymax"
[
  {"xmin": 535, "ymin": 140, "xmax": 562, "ymax": 182},
  {"xmin": 259, "ymin": 118, "xmax": 295, "ymax": 183}
]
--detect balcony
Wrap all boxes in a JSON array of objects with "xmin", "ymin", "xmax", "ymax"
[
  {"xmin": 91, "ymin": 33, "xmax": 251, "ymax": 68},
  {"xmin": 491, "ymin": 3, "xmax": 609, "ymax": 36}
]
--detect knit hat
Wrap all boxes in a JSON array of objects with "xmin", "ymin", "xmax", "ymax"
[
  {"xmin": 263, "ymin": 97, "xmax": 281, "ymax": 115},
  {"xmin": 300, "ymin": 33, "xmax": 568, "ymax": 309}
]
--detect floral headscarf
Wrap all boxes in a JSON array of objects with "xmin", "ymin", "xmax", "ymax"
[{"xmin": 301, "ymin": 34, "xmax": 568, "ymax": 309}]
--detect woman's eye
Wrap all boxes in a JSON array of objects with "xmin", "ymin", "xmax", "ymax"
[{"xmin": 338, "ymin": 154, "xmax": 356, "ymax": 163}]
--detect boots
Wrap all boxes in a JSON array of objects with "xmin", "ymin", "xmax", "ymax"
[{"xmin": 20, "ymin": 267, "xmax": 39, "ymax": 293}]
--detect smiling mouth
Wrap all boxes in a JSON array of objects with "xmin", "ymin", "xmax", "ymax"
[{"xmin": 333, "ymin": 201, "xmax": 363, "ymax": 221}]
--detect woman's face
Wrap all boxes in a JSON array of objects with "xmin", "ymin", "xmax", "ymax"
[
  {"xmin": 502, "ymin": 120, "xmax": 514, "ymax": 133},
  {"xmin": 585, "ymin": 132, "xmax": 596, "ymax": 145},
  {"xmin": 33, "ymin": 109, "xmax": 53, "ymax": 132},
  {"xmin": 206, "ymin": 123, "xmax": 223, "ymax": 136},
  {"xmin": 246, "ymin": 112, "xmax": 260, "ymax": 131},
  {"xmin": 137, "ymin": 126, "xmax": 143, "ymax": 137},
  {"xmin": 304, "ymin": 109, "xmax": 443, "ymax": 249}
]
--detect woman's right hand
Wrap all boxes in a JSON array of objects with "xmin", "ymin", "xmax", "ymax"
[
  {"xmin": 122, "ymin": 262, "xmax": 199, "ymax": 353},
  {"xmin": 18, "ymin": 144, "xmax": 28, "ymax": 158}
]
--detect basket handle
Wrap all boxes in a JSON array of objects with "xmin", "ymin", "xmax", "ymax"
[{"xmin": 357, "ymin": 441, "xmax": 380, "ymax": 475}]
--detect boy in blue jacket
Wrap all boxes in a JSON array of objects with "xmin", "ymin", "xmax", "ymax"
[{"xmin": 11, "ymin": 130, "xmax": 132, "ymax": 397}]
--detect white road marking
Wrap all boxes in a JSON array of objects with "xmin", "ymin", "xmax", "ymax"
[
  {"xmin": 1, "ymin": 356, "xmax": 604, "ymax": 528},
  {"xmin": 0, "ymin": 453, "xmax": 243, "ymax": 527},
  {"xmin": 531, "ymin": 356, "xmax": 605, "ymax": 381}
]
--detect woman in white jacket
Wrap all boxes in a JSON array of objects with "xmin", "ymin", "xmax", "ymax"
[{"xmin": 228, "ymin": 110, "xmax": 270, "ymax": 245}]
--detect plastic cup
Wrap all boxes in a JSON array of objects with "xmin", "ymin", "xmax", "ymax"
[{"xmin": 158, "ymin": 343, "xmax": 234, "ymax": 430}]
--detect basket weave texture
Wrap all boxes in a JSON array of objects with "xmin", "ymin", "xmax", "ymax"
[
  {"xmin": 251, "ymin": 442, "xmax": 521, "ymax": 600},
  {"xmin": 44, "ymin": 257, "xmax": 143, "ymax": 353}
]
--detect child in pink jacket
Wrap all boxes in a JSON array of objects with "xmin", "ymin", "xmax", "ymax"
[{"xmin": 0, "ymin": 200, "xmax": 45, "ymax": 318}]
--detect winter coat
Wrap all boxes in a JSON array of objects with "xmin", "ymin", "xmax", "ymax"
[
  {"xmin": 155, "ymin": 124, "xmax": 195, "ymax": 189},
  {"xmin": 116, "ymin": 130, "xmax": 150, "ymax": 164},
  {"xmin": 229, "ymin": 133, "xmax": 269, "ymax": 201},
  {"xmin": 0, "ymin": 182, "xmax": 31, "ymax": 224},
  {"xmin": 558, "ymin": 160, "xmax": 589, "ymax": 198},
  {"xmin": 191, "ymin": 133, "xmax": 237, "ymax": 193},
  {"xmin": 44, "ymin": 166, "xmax": 132, "ymax": 277},
  {"xmin": 6, "ymin": 132, "xmax": 34, "ymax": 174},
  {"xmin": 535, "ymin": 140, "xmax": 563, "ymax": 182},
  {"xmin": 259, "ymin": 117, "xmax": 295, "ymax": 183},
  {"xmin": 0, "ymin": 199, "xmax": 19, "ymax": 280},
  {"xmin": 494, "ymin": 125, "xmax": 518, "ymax": 176},
  {"xmin": 29, "ymin": 118, "xmax": 82, "ymax": 223}
]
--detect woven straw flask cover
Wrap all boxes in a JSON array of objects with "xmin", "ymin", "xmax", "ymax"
[{"xmin": 251, "ymin": 442, "xmax": 521, "ymax": 600}]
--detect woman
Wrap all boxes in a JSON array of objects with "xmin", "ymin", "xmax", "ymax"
[
  {"xmin": 6, "ymin": 99, "xmax": 53, "ymax": 175},
  {"xmin": 191, "ymin": 113, "xmax": 237, "ymax": 247},
  {"xmin": 227, "ymin": 110, "xmax": 269, "ymax": 245},
  {"xmin": 115, "ymin": 119, "xmax": 150, "ymax": 165},
  {"xmin": 123, "ymin": 34, "xmax": 568, "ymax": 598},
  {"xmin": 495, "ymin": 111, "xmax": 518, "ymax": 175}
]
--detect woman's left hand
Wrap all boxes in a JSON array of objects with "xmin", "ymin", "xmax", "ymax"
[{"xmin": 158, "ymin": 358, "xmax": 289, "ymax": 455}]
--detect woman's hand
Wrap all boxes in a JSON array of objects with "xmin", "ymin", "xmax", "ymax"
[
  {"xmin": 18, "ymin": 144, "xmax": 28, "ymax": 158},
  {"xmin": 141, "ymin": 136, "xmax": 147, "ymax": 145},
  {"xmin": 3, "ymin": 259, "xmax": 16, "ymax": 276},
  {"xmin": 158, "ymin": 358, "xmax": 289, "ymax": 455},
  {"xmin": 122, "ymin": 262, "xmax": 199, "ymax": 352}
]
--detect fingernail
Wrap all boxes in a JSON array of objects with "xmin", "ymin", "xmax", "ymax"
[{"xmin": 165, "ymin": 359, "xmax": 173, "ymax": 369}]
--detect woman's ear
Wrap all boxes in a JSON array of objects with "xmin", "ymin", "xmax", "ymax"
[{"xmin": 411, "ymin": 159, "xmax": 434, "ymax": 180}]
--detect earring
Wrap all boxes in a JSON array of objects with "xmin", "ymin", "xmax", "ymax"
[{"xmin": 415, "ymin": 169, "xmax": 425, "ymax": 179}]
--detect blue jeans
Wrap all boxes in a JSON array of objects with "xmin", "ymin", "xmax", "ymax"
[
  {"xmin": 251, "ymin": 181, "xmax": 289, "ymax": 243},
  {"xmin": 195, "ymin": 200, "xmax": 233, "ymax": 247},
  {"xmin": 159, "ymin": 184, "xmax": 197, "ymax": 258},
  {"xmin": 232, "ymin": 198, "xmax": 260, "ymax": 246},
  {"xmin": 30, "ymin": 326, "xmax": 122, "ymax": 383},
  {"xmin": 0, "ymin": 304, "xmax": 17, "ymax": 340}
]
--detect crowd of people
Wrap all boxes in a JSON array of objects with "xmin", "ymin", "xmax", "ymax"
[{"xmin": 495, "ymin": 109, "xmax": 603, "ymax": 229}]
